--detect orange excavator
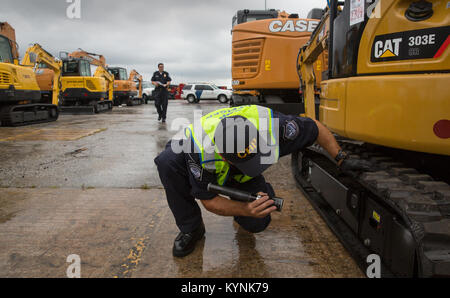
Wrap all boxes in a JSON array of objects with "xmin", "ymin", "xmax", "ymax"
[
  {"xmin": 107, "ymin": 66, "xmax": 143, "ymax": 106},
  {"xmin": 230, "ymin": 9, "xmax": 322, "ymax": 115}
]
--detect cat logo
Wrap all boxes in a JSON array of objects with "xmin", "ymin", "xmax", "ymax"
[
  {"xmin": 237, "ymin": 137, "xmax": 257, "ymax": 159},
  {"xmin": 373, "ymin": 38, "xmax": 403, "ymax": 58}
]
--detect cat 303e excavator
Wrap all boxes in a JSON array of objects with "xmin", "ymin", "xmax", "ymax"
[
  {"xmin": 59, "ymin": 49, "xmax": 114, "ymax": 114},
  {"xmin": 0, "ymin": 22, "xmax": 60, "ymax": 126},
  {"xmin": 294, "ymin": 0, "xmax": 449, "ymax": 277}
]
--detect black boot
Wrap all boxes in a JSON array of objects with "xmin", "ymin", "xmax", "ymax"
[
  {"xmin": 173, "ymin": 222, "xmax": 205, "ymax": 257},
  {"xmin": 158, "ymin": 115, "xmax": 162, "ymax": 121}
]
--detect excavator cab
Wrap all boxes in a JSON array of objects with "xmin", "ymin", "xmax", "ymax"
[
  {"xmin": 0, "ymin": 35, "xmax": 13, "ymax": 63},
  {"xmin": 108, "ymin": 67, "xmax": 127, "ymax": 81},
  {"xmin": 232, "ymin": 9, "xmax": 279, "ymax": 28},
  {"xmin": 62, "ymin": 58, "xmax": 91, "ymax": 77}
]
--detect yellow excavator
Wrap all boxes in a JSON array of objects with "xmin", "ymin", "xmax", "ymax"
[
  {"xmin": 230, "ymin": 9, "xmax": 322, "ymax": 115},
  {"xmin": 59, "ymin": 49, "xmax": 114, "ymax": 114},
  {"xmin": 0, "ymin": 22, "xmax": 59, "ymax": 126},
  {"xmin": 294, "ymin": 0, "xmax": 449, "ymax": 277}
]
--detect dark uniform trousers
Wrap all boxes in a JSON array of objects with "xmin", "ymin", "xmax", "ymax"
[
  {"xmin": 154, "ymin": 87, "xmax": 169, "ymax": 119},
  {"xmin": 154, "ymin": 141, "xmax": 272, "ymax": 234}
]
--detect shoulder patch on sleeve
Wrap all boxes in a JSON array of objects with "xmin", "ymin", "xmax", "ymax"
[
  {"xmin": 283, "ymin": 120, "xmax": 300, "ymax": 141},
  {"xmin": 188, "ymin": 160, "xmax": 203, "ymax": 181}
]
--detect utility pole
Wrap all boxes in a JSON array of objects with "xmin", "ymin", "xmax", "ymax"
[{"xmin": 265, "ymin": 0, "xmax": 267, "ymax": 10}]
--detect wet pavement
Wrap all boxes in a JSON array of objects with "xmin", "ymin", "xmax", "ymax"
[{"xmin": 0, "ymin": 101, "xmax": 364, "ymax": 277}]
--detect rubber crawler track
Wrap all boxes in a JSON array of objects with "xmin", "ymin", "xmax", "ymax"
[{"xmin": 292, "ymin": 140, "xmax": 450, "ymax": 277}]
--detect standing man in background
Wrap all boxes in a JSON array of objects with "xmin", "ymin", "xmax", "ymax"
[{"xmin": 151, "ymin": 63, "xmax": 172, "ymax": 123}]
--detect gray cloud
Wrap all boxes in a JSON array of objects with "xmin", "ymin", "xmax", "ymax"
[{"xmin": 1, "ymin": 0, "xmax": 321, "ymax": 87}]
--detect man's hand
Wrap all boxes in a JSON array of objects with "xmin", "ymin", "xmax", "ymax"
[
  {"xmin": 244, "ymin": 192, "xmax": 277, "ymax": 218},
  {"xmin": 339, "ymin": 158, "xmax": 373, "ymax": 173}
]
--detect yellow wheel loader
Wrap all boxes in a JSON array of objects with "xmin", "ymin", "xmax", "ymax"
[
  {"xmin": 294, "ymin": 0, "xmax": 450, "ymax": 277},
  {"xmin": 0, "ymin": 22, "xmax": 59, "ymax": 126}
]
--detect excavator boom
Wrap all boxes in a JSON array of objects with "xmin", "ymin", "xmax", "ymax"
[
  {"xmin": 69, "ymin": 49, "xmax": 106, "ymax": 67},
  {"xmin": 21, "ymin": 44, "xmax": 62, "ymax": 106},
  {"xmin": 94, "ymin": 66, "xmax": 114, "ymax": 101},
  {"xmin": 129, "ymin": 69, "xmax": 143, "ymax": 98}
]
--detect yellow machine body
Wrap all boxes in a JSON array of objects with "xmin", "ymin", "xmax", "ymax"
[
  {"xmin": 0, "ymin": 22, "xmax": 41, "ymax": 102},
  {"xmin": 301, "ymin": 0, "xmax": 450, "ymax": 156},
  {"xmin": 61, "ymin": 76, "xmax": 107, "ymax": 98}
]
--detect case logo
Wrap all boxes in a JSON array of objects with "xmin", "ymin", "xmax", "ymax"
[{"xmin": 268, "ymin": 20, "xmax": 319, "ymax": 33}]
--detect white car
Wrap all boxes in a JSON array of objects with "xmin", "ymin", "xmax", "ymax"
[
  {"xmin": 181, "ymin": 83, "xmax": 232, "ymax": 103},
  {"xmin": 141, "ymin": 81, "xmax": 156, "ymax": 103}
]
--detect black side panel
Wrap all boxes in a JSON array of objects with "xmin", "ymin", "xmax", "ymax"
[
  {"xmin": 62, "ymin": 88, "xmax": 107, "ymax": 100},
  {"xmin": 0, "ymin": 88, "xmax": 41, "ymax": 103},
  {"xmin": 331, "ymin": 0, "xmax": 370, "ymax": 78}
]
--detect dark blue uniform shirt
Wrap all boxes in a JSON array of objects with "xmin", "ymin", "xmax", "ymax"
[
  {"xmin": 151, "ymin": 71, "xmax": 172, "ymax": 89},
  {"xmin": 184, "ymin": 111, "xmax": 319, "ymax": 200}
]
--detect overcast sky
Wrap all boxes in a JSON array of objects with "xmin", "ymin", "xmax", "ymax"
[{"xmin": 1, "ymin": 0, "xmax": 321, "ymax": 87}]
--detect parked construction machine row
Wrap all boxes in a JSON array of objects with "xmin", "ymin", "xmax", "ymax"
[
  {"xmin": 293, "ymin": 0, "xmax": 450, "ymax": 277},
  {"xmin": 1, "ymin": 22, "xmax": 146, "ymax": 125}
]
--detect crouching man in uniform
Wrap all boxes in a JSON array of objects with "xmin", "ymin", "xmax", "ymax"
[{"xmin": 154, "ymin": 105, "xmax": 370, "ymax": 257}]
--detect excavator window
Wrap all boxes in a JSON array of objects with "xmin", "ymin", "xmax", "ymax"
[
  {"xmin": 108, "ymin": 68, "xmax": 127, "ymax": 80},
  {"xmin": 232, "ymin": 10, "xmax": 279, "ymax": 28},
  {"xmin": 80, "ymin": 60, "xmax": 91, "ymax": 77},
  {"xmin": 62, "ymin": 59, "xmax": 91, "ymax": 77},
  {"xmin": 0, "ymin": 35, "xmax": 13, "ymax": 63},
  {"xmin": 118, "ymin": 68, "xmax": 127, "ymax": 80}
]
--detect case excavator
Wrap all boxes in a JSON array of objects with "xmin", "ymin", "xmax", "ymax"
[
  {"xmin": 294, "ymin": 0, "xmax": 450, "ymax": 277},
  {"xmin": 59, "ymin": 49, "xmax": 114, "ymax": 114},
  {"xmin": 230, "ymin": 9, "xmax": 322, "ymax": 115},
  {"xmin": 0, "ymin": 22, "xmax": 59, "ymax": 126}
]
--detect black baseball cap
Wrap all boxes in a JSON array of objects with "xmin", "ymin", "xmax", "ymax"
[{"xmin": 213, "ymin": 115, "xmax": 278, "ymax": 177}]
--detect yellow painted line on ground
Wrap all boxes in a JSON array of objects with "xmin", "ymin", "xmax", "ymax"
[
  {"xmin": 0, "ymin": 128, "xmax": 107, "ymax": 141},
  {"xmin": 0, "ymin": 129, "xmax": 43, "ymax": 141},
  {"xmin": 114, "ymin": 209, "xmax": 166, "ymax": 278}
]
